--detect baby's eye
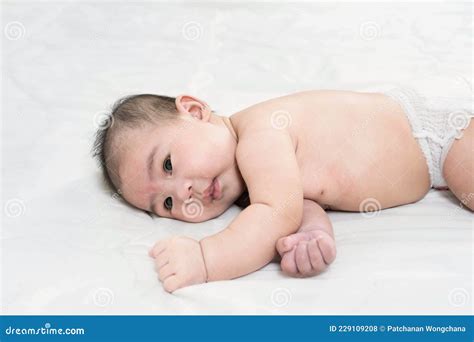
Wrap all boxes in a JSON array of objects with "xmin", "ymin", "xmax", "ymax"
[
  {"xmin": 164, "ymin": 197, "xmax": 173, "ymax": 211},
  {"xmin": 163, "ymin": 155, "xmax": 172, "ymax": 173}
]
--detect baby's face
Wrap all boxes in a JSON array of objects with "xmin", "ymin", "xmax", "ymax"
[{"xmin": 117, "ymin": 112, "xmax": 245, "ymax": 222}]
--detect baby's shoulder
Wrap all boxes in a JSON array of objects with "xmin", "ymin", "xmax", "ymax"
[
  {"xmin": 229, "ymin": 96, "xmax": 298, "ymax": 167},
  {"xmin": 229, "ymin": 92, "xmax": 302, "ymax": 134}
]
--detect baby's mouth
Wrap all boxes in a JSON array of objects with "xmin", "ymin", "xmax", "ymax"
[
  {"xmin": 203, "ymin": 177, "xmax": 221, "ymax": 201},
  {"xmin": 203, "ymin": 178, "xmax": 216, "ymax": 199},
  {"xmin": 211, "ymin": 177, "xmax": 221, "ymax": 200}
]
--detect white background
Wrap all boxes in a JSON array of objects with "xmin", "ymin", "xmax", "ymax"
[{"xmin": 1, "ymin": 1, "xmax": 472, "ymax": 314}]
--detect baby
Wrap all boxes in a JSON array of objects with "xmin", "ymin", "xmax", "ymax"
[{"xmin": 92, "ymin": 88, "xmax": 473, "ymax": 293}]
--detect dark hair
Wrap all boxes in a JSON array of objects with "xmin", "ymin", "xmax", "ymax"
[
  {"xmin": 234, "ymin": 190, "xmax": 250, "ymax": 209},
  {"xmin": 91, "ymin": 94, "xmax": 178, "ymax": 198}
]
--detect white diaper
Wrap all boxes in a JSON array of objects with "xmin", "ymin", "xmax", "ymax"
[{"xmin": 381, "ymin": 86, "xmax": 473, "ymax": 189}]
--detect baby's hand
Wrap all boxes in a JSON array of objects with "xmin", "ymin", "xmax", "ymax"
[
  {"xmin": 276, "ymin": 230, "xmax": 336, "ymax": 277},
  {"xmin": 148, "ymin": 236, "xmax": 208, "ymax": 293}
]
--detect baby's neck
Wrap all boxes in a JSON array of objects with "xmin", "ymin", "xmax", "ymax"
[{"xmin": 212, "ymin": 113, "xmax": 238, "ymax": 142}]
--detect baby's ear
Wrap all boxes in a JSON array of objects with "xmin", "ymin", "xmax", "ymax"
[{"xmin": 175, "ymin": 95, "xmax": 210, "ymax": 121}]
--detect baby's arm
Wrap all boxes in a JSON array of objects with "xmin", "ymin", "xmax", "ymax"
[
  {"xmin": 276, "ymin": 199, "xmax": 337, "ymax": 277},
  {"xmin": 200, "ymin": 128, "xmax": 304, "ymax": 281},
  {"xmin": 290, "ymin": 199, "xmax": 333, "ymax": 235}
]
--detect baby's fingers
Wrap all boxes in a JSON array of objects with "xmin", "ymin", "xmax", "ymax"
[
  {"xmin": 307, "ymin": 239, "xmax": 327, "ymax": 274},
  {"xmin": 149, "ymin": 240, "xmax": 167, "ymax": 258},
  {"xmin": 295, "ymin": 241, "xmax": 312, "ymax": 276},
  {"xmin": 158, "ymin": 263, "xmax": 175, "ymax": 282},
  {"xmin": 276, "ymin": 232, "xmax": 309, "ymax": 256},
  {"xmin": 276, "ymin": 236, "xmax": 292, "ymax": 255},
  {"xmin": 280, "ymin": 247, "xmax": 298, "ymax": 276},
  {"xmin": 316, "ymin": 235, "xmax": 337, "ymax": 265}
]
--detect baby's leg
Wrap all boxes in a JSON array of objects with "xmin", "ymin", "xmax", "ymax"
[
  {"xmin": 275, "ymin": 200, "xmax": 337, "ymax": 277},
  {"xmin": 442, "ymin": 120, "xmax": 474, "ymax": 211}
]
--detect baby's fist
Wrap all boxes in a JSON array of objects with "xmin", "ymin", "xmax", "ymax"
[
  {"xmin": 276, "ymin": 230, "xmax": 336, "ymax": 277},
  {"xmin": 149, "ymin": 236, "xmax": 208, "ymax": 292}
]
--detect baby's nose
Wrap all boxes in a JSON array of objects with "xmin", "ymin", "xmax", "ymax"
[{"xmin": 177, "ymin": 184, "xmax": 193, "ymax": 201}]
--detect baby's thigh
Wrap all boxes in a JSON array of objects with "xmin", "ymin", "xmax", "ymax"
[{"xmin": 443, "ymin": 121, "xmax": 474, "ymax": 210}]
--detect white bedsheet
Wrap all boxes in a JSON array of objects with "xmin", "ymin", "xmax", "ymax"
[{"xmin": 1, "ymin": 1, "xmax": 472, "ymax": 315}]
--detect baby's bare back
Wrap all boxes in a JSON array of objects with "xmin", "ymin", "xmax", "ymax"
[{"xmin": 232, "ymin": 90, "xmax": 431, "ymax": 211}]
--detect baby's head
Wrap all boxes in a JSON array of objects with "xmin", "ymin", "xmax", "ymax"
[{"xmin": 92, "ymin": 94, "xmax": 248, "ymax": 222}]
